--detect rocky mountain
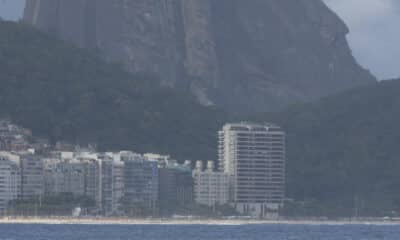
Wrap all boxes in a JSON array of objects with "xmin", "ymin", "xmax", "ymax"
[{"xmin": 24, "ymin": 0, "xmax": 375, "ymax": 112}]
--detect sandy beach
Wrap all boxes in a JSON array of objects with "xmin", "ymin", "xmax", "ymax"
[{"xmin": 0, "ymin": 217, "xmax": 400, "ymax": 226}]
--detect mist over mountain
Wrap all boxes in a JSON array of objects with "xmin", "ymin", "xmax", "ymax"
[{"xmin": 23, "ymin": 0, "xmax": 375, "ymax": 113}]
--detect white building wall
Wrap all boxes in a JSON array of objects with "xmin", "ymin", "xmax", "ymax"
[
  {"xmin": 112, "ymin": 161, "xmax": 124, "ymax": 213},
  {"xmin": 0, "ymin": 157, "xmax": 21, "ymax": 215},
  {"xmin": 193, "ymin": 163, "xmax": 230, "ymax": 207},
  {"xmin": 218, "ymin": 123, "xmax": 286, "ymax": 218},
  {"xmin": 20, "ymin": 154, "xmax": 44, "ymax": 200}
]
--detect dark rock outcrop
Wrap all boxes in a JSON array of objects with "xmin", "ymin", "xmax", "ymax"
[{"xmin": 24, "ymin": 0, "xmax": 376, "ymax": 112}]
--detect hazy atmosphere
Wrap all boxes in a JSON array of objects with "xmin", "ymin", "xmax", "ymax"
[
  {"xmin": 2, "ymin": 0, "xmax": 400, "ymax": 235},
  {"xmin": 0, "ymin": 0, "xmax": 399, "ymax": 80},
  {"xmin": 324, "ymin": 0, "xmax": 400, "ymax": 79}
]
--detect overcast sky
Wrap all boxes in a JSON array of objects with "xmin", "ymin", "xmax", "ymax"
[
  {"xmin": 324, "ymin": 0, "xmax": 400, "ymax": 80},
  {"xmin": 0, "ymin": 0, "xmax": 399, "ymax": 80}
]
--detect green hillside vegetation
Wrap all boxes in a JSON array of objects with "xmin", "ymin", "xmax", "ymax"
[
  {"xmin": 0, "ymin": 21, "xmax": 226, "ymax": 160},
  {"xmin": 265, "ymin": 80, "xmax": 400, "ymax": 217}
]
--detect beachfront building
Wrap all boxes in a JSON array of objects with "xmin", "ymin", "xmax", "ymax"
[
  {"xmin": 100, "ymin": 154, "xmax": 125, "ymax": 215},
  {"xmin": 43, "ymin": 152, "xmax": 126, "ymax": 215},
  {"xmin": 100, "ymin": 157, "xmax": 113, "ymax": 215},
  {"xmin": 43, "ymin": 159, "xmax": 85, "ymax": 196},
  {"xmin": 112, "ymin": 159, "xmax": 125, "ymax": 214},
  {"xmin": 158, "ymin": 160, "xmax": 193, "ymax": 213},
  {"xmin": 193, "ymin": 161, "xmax": 230, "ymax": 207},
  {"xmin": 0, "ymin": 156, "xmax": 20, "ymax": 215},
  {"xmin": 81, "ymin": 158, "xmax": 101, "ymax": 209},
  {"xmin": 218, "ymin": 123, "xmax": 286, "ymax": 218},
  {"xmin": 121, "ymin": 152, "xmax": 158, "ymax": 215},
  {"xmin": 20, "ymin": 154, "xmax": 44, "ymax": 201}
]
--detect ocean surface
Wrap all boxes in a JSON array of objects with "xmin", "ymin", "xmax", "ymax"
[{"xmin": 0, "ymin": 223, "xmax": 399, "ymax": 240}]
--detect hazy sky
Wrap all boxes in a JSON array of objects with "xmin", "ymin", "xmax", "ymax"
[
  {"xmin": 324, "ymin": 0, "xmax": 400, "ymax": 80},
  {"xmin": 0, "ymin": 0, "xmax": 399, "ymax": 80},
  {"xmin": 0, "ymin": 0, "xmax": 24, "ymax": 21}
]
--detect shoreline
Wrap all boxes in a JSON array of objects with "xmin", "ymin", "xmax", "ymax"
[{"xmin": 1, "ymin": 217, "xmax": 400, "ymax": 226}]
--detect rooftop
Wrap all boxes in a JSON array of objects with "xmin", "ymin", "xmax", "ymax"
[{"xmin": 222, "ymin": 122, "xmax": 282, "ymax": 132}]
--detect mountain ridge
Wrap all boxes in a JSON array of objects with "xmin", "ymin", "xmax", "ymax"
[{"xmin": 23, "ymin": 0, "xmax": 376, "ymax": 113}]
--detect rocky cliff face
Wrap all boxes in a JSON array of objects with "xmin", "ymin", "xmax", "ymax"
[{"xmin": 24, "ymin": 0, "xmax": 375, "ymax": 112}]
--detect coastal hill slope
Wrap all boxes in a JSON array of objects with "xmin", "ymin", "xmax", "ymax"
[
  {"xmin": 24, "ymin": 0, "xmax": 375, "ymax": 112},
  {"xmin": 0, "ymin": 21, "xmax": 225, "ymax": 160},
  {"xmin": 266, "ymin": 79, "xmax": 400, "ymax": 215}
]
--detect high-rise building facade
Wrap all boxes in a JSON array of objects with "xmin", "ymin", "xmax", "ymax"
[
  {"xmin": 218, "ymin": 123, "xmax": 286, "ymax": 218},
  {"xmin": 100, "ymin": 158, "xmax": 113, "ymax": 215},
  {"xmin": 112, "ymin": 160, "xmax": 125, "ymax": 214},
  {"xmin": 99, "ymin": 155, "xmax": 125, "ymax": 216},
  {"xmin": 20, "ymin": 154, "xmax": 44, "ymax": 200},
  {"xmin": 158, "ymin": 161, "xmax": 193, "ymax": 213},
  {"xmin": 43, "ymin": 159, "xmax": 85, "ymax": 197},
  {"xmin": 81, "ymin": 158, "xmax": 101, "ymax": 209},
  {"xmin": 121, "ymin": 152, "xmax": 158, "ymax": 215},
  {"xmin": 0, "ymin": 156, "xmax": 20, "ymax": 215}
]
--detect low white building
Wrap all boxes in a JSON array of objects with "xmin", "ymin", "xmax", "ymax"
[
  {"xmin": 193, "ymin": 161, "xmax": 230, "ymax": 207},
  {"xmin": 0, "ymin": 156, "xmax": 21, "ymax": 215}
]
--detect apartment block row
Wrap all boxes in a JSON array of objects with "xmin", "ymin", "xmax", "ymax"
[
  {"xmin": 0, "ymin": 152, "xmax": 43, "ymax": 214},
  {"xmin": 0, "ymin": 149, "xmax": 193, "ymax": 216},
  {"xmin": 0, "ymin": 121, "xmax": 286, "ymax": 218}
]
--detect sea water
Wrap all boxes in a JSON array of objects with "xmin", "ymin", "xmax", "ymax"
[{"xmin": 0, "ymin": 223, "xmax": 398, "ymax": 240}]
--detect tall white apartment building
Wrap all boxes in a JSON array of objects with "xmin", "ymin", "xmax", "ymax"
[
  {"xmin": 121, "ymin": 152, "xmax": 159, "ymax": 213},
  {"xmin": 218, "ymin": 123, "xmax": 286, "ymax": 218},
  {"xmin": 112, "ymin": 160, "xmax": 124, "ymax": 214},
  {"xmin": 0, "ymin": 156, "xmax": 21, "ymax": 215},
  {"xmin": 20, "ymin": 154, "xmax": 44, "ymax": 200},
  {"xmin": 104, "ymin": 152, "xmax": 125, "ymax": 215},
  {"xmin": 99, "ymin": 154, "xmax": 125, "ymax": 216},
  {"xmin": 80, "ymin": 158, "xmax": 101, "ymax": 208},
  {"xmin": 193, "ymin": 161, "xmax": 230, "ymax": 207}
]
